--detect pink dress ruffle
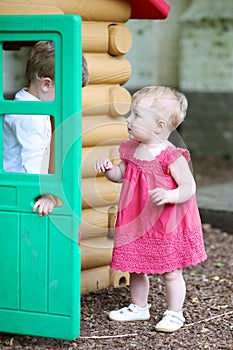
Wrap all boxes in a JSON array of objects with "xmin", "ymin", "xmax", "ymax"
[{"xmin": 110, "ymin": 140, "xmax": 207, "ymax": 274}]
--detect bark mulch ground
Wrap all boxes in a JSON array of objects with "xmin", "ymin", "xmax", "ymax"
[{"xmin": 0, "ymin": 156, "xmax": 232, "ymax": 349}]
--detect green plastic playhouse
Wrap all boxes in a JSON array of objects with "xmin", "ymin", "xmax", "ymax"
[{"xmin": 0, "ymin": 15, "xmax": 82, "ymax": 340}]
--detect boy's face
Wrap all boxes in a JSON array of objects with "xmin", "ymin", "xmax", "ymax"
[
  {"xmin": 45, "ymin": 82, "xmax": 55, "ymax": 101},
  {"xmin": 28, "ymin": 77, "xmax": 55, "ymax": 101},
  {"xmin": 40, "ymin": 77, "xmax": 55, "ymax": 101}
]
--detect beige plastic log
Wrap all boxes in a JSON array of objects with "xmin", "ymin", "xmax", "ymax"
[
  {"xmin": 0, "ymin": 0, "xmax": 49, "ymax": 4},
  {"xmin": 82, "ymin": 22, "xmax": 132, "ymax": 56},
  {"xmin": 82, "ymin": 22, "xmax": 108, "ymax": 53},
  {"xmin": 50, "ymin": 0, "xmax": 131, "ymax": 22},
  {"xmin": 81, "ymin": 265, "xmax": 110, "ymax": 294},
  {"xmin": 85, "ymin": 53, "xmax": 131, "ymax": 85},
  {"xmin": 82, "ymin": 176, "xmax": 121, "ymax": 209},
  {"xmin": 107, "ymin": 205, "xmax": 117, "ymax": 239},
  {"xmin": 82, "ymin": 115, "xmax": 128, "ymax": 148},
  {"xmin": 0, "ymin": 0, "xmax": 131, "ymax": 21},
  {"xmin": 109, "ymin": 269, "xmax": 130, "ymax": 287},
  {"xmin": 82, "ymin": 145, "xmax": 120, "ymax": 179},
  {"xmin": 80, "ymin": 237, "xmax": 113, "ymax": 270},
  {"xmin": 81, "ymin": 205, "xmax": 117, "ymax": 240},
  {"xmin": 82, "ymin": 84, "xmax": 131, "ymax": 117},
  {"xmin": 80, "ymin": 206, "xmax": 109, "ymax": 240},
  {"xmin": 0, "ymin": 3, "xmax": 63, "ymax": 14},
  {"xmin": 108, "ymin": 24, "xmax": 132, "ymax": 56}
]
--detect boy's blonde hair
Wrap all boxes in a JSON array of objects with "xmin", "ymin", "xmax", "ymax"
[
  {"xmin": 132, "ymin": 86, "xmax": 188, "ymax": 130},
  {"xmin": 26, "ymin": 41, "xmax": 89, "ymax": 88},
  {"xmin": 26, "ymin": 41, "xmax": 55, "ymax": 82}
]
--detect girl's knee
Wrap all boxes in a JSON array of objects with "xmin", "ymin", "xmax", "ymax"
[
  {"xmin": 130, "ymin": 273, "xmax": 148, "ymax": 283},
  {"xmin": 163, "ymin": 269, "xmax": 183, "ymax": 282}
]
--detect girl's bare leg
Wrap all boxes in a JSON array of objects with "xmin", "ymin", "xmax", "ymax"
[
  {"xmin": 162, "ymin": 269, "xmax": 186, "ymax": 312},
  {"xmin": 130, "ymin": 273, "xmax": 149, "ymax": 308},
  {"xmin": 108, "ymin": 272, "xmax": 150, "ymax": 321}
]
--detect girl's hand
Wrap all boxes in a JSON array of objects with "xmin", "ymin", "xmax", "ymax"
[
  {"xmin": 33, "ymin": 194, "xmax": 57, "ymax": 216},
  {"xmin": 149, "ymin": 188, "xmax": 168, "ymax": 206},
  {"xmin": 94, "ymin": 158, "xmax": 113, "ymax": 173}
]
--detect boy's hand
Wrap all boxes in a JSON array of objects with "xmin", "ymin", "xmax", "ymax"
[
  {"xmin": 149, "ymin": 188, "xmax": 168, "ymax": 206},
  {"xmin": 33, "ymin": 194, "xmax": 57, "ymax": 216},
  {"xmin": 94, "ymin": 158, "xmax": 113, "ymax": 173}
]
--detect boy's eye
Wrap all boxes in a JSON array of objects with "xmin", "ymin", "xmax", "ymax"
[{"xmin": 134, "ymin": 113, "xmax": 140, "ymax": 118}]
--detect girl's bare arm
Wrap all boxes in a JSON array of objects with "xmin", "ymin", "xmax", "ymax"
[{"xmin": 149, "ymin": 156, "xmax": 196, "ymax": 205}]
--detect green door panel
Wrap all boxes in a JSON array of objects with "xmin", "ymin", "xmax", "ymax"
[{"xmin": 0, "ymin": 15, "xmax": 82, "ymax": 340}]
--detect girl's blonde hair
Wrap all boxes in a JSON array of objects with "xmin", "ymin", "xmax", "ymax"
[{"xmin": 132, "ymin": 86, "xmax": 188, "ymax": 130}]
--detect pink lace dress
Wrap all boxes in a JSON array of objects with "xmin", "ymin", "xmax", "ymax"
[{"xmin": 110, "ymin": 140, "xmax": 207, "ymax": 274}]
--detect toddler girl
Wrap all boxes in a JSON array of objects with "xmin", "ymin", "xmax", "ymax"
[{"xmin": 94, "ymin": 86, "xmax": 207, "ymax": 332}]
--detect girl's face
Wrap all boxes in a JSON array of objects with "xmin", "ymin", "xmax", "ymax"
[{"xmin": 126, "ymin": 97, "xmax": 159, "ymax": 143}]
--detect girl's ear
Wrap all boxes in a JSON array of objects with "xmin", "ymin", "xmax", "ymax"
[
  {"xmin": 41, "ymin": 77, "xmax": 53, "ymax": 92},
  {"xmin": 154, "ymin": 119, "xmax": 166, "ymax": 134}
]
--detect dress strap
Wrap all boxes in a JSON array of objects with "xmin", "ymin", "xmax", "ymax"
[
  {"xmin": 157, "ymin": 146, "xmax": 191, "ymax": 173},
  {"xmin": 119, "ymin": 140, "xmax": 139, "ymax": 163}
]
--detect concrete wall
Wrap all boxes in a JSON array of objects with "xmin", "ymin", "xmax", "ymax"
[
  {"xmin": 179, "ymin": 0, "xmax": 233, "ymax": 158},
  {"xmin": 181, "ymin": 92, "xmax": 233, "ymax": 158},
  {"xmin": 179, "ymin": 0, "xmax": 233, "ymax": 92},
  {"xmin": 3, "ymin": 45, "xmax": 30, "ymax": 98},
  {"xmin": 125, "ymin": 0, "xmax": 191, "ymax": 91}
]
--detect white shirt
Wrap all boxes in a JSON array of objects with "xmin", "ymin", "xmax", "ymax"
[{"xmin": 3, "ymin": 88, "xmax": 52, "ymax": 174}]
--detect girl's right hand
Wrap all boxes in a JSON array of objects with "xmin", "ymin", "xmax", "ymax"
[{"xmin": 94, "ymin": 158, "xmax": 113, "ymax": 173}]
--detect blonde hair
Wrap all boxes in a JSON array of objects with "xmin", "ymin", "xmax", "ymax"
[
  {"xmin": 132, "ymin": 86, "xmax": 188, "ymax": 130},
  {"xmin": 26, "ymin": 42, "xmax": 89, "ymax": 88},
  {"xmin": 82, "ymin": 54, "xmax": 89, "ymax": 87},
  {"xmin": 26, "ymin": 41, "xmax": 55, "ymax": 82}
]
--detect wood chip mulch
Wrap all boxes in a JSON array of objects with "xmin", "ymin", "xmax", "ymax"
[{"xmin": 0, "ymin": 224, "xmax": 232, "ymax": 350}]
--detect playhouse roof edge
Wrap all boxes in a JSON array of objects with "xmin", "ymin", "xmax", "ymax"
[{"xmin": 129, "ymin": 0, "xmax": 171, "ymax": 20}]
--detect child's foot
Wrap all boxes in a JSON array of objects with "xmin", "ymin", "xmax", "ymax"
[
  {"xmin": 155, "ymin": 310, "xmax": 185, "ymax": 332},
  {"xmin": 108, "ymin": 303, "xmax": 151, "ymax": 322}
]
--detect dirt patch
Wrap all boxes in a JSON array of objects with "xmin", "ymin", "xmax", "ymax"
[{"xmin": 0, "ymin": 156, "xmax": 233, "ymax": 350}]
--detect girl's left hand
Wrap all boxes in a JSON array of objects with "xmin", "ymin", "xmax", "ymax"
[{"xmin": 149, "ymin": 188, "xmax": 168, "ymax": 206}]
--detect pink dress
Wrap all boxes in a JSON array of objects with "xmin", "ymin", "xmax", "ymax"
[{"xmin": 110, "ymin": 140, "xmax": 207, "ymax": 274}]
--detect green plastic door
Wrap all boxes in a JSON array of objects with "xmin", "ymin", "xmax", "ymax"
[{"xmin": 0, "ymin": 15, "xmax": 82, "ymax": 340}]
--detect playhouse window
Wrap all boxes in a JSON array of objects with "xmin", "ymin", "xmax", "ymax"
[
  {"xmin": 2, "ymin": 41, "xmax": 55, "ymax": 174},
  {"xmin": 3, "ymin": 41, "xmax": 55, "ymax": 100},
  {"xmin": 2, "ymin": 114, "xmax": 55, "ymax": 175}
]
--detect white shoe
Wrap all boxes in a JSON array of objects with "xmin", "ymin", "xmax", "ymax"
[
  {"xmin": 155, "ymin": 310, "xmax": 185, "ymax": 332},
  {"xmin": 108, "ymin": 303, "xmax": 151, "ymax": 322}
]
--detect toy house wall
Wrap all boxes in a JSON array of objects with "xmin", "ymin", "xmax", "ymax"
[{"xmin": 1, "ymin": 0, "xmax": 133, "ymax": 294}]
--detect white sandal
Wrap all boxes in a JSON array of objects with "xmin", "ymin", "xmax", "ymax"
[
  {"xmin": 155, "ymin": 310, "xmax": 185, "ymax": 332},
  {"xmin": 108, "ymin": 303, "xmax": 151, "ymax": 322}
]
